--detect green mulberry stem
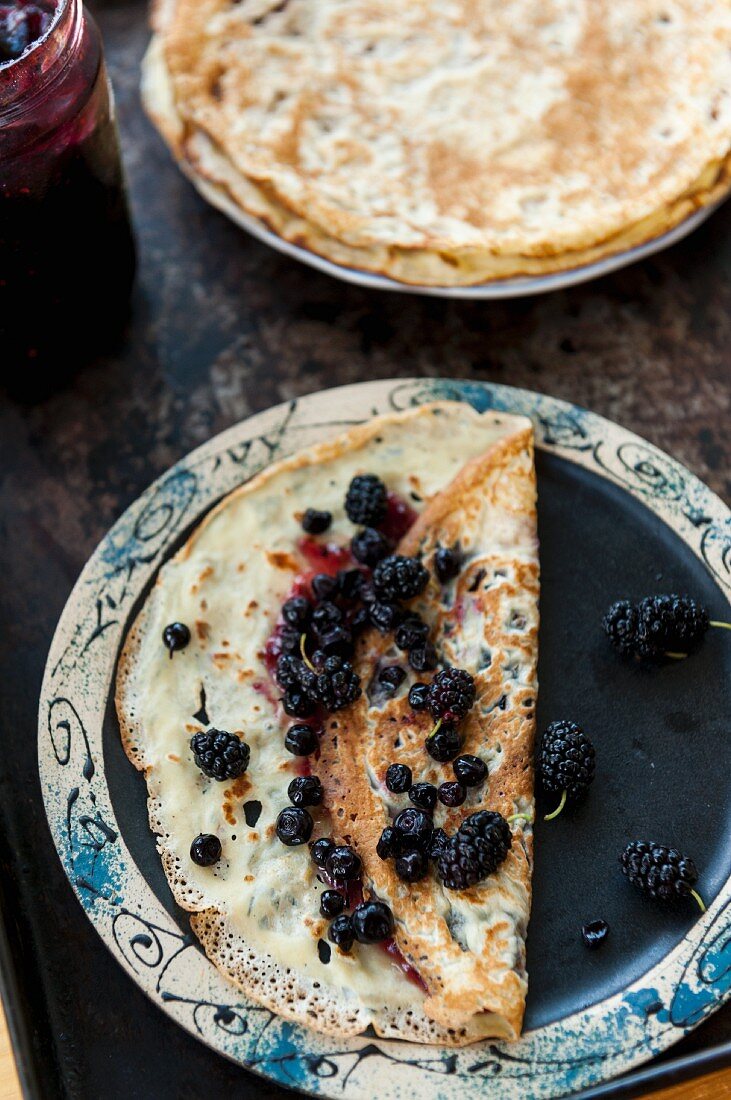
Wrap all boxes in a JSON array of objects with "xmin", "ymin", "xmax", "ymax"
[
  {"xmin": 299, "ymin": 633, "xmax": 315, "ymax": 673},
  {"xmin": 507, "ymin": 812, "xmax": 533, "ymax": 825},
  {"xmin": 710, "ymin": 620, "xmax": 731, "ymax": 631},
  {"xmin": 543, "ymin": 789, "xmax": 567, "ymax": 821},
  {"xmin": 428, "ymin": 716, "xmax": 443, "ymax": 739},
  {"xmin": 690, "ymin": 888, "xmax": 707, "ymax": 914}
]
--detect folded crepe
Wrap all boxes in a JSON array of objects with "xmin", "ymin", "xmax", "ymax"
[{"xmin": 116, "ymin": 401, "xmax": 539, "ymax": 1044}]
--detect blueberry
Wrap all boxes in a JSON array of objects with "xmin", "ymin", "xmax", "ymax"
[
  {"xmin": 408, "ymin": 643, "xmax": 438, "ymax": 672},
  {"xmin": 393, "ymin": 808, "xmax": 433, "ymax": 851},
  {"xmin": 311, "ymin": 574, "xmax": 338, "ymax": 601},
  {"xmin": 452, "ymin": 755, "xmax": 488, "ymax": 787},
  {"xmin": 287, "ymin": 775, "xmax": 324, "ymax": 807},
  {"xmin": 385, "ymin": 763, "xmax": 412, "ymax": 794},
  {"xmin": 312, "ymin": 601, "xmax": 342, "ymax": 635},
  {"xmin": 395, "ymin": 616, "xmax": 429, "ymax": 652},
  {"xmin": 434, "ymin": 546, "xmax": 461, "ymax": 583},
  {"xmin": 310, "ymin": 837, "xmax": 335, "ymax": 868},
  {"xmin": 395, "ymin": 848, "xmax": 429, "ymax": 883},
  {"xmin": 284, "ymin": 724, "xmax": 319, "ymax": 756},
  {"xmin": 376, "ymin": 826, "xmax": 398, "ymax": 860},
  {"xmin": 408, "ymin": 683, "xmax": 429, "ymax": 710},
  {"xmin": 318, "ymin": 626, "xmax": 354, "ymax": 658},
  {"xmin": 351, "ymin": 527, "xmax": 391, "ymax": 567},
  {"xmin": 438, "ymin": 781, "xmax": 466, "ymax": 807},
  {"xmin": 162, "ymin": 622, "xmax": 190, "ymax": 656},
  {"xmin": 409, "ymin": 783, "xmax": 437, "ymax": 811},
  {"xmin": 301, "ymin": 508, "xmax": 332, "ymax": 534},
  {"xmin": 328, "ymin": 913, "xmax": 355, "ymax": 951},
  {"xmin": 190, "ymin": 833, "xmax": 221, "ymax": 866},
  {"xmin": 582, "ymin": 919, "xmax": 610, "ymax": 949},
  {"xmin": 425, "ymin": 722, "xmax": 462, "ymax": 762},
  {"xmin": 352, "ymin": 900, "xmax": 394, "ymax": 944},
  {"xmin": 337, "ymin": 568, "xmax": 365, "ymax": 601},
  {"xmin": 378, "ymin": 665, "xmax": 406, "ymax": 694},
  {"xmin": 282, "ymin": 596, "xmax": 311, "ymax": 630},
  {"xmin": 320, "ymin": 890, "xmax": 345, "ymax": 918},
  {"xmin": 276, "ymin": 806, "xmax": 313, "ymax": 846},
  {"xmin": 326, "ymin": 845, "xmax": 362, "ymax": 882}
]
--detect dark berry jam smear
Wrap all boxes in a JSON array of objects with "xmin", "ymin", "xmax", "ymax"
[
  {"xmin": 380, "ymin": 492, "xmax": 418, "ymax": 544},
  {"xmin": 0, "ymin": 0, "xmax": 53, "ymax": 62}
]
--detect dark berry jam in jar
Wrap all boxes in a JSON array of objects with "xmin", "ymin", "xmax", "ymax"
[{"xmin": 0, "ymin": 0, "xmax": 135, "ymax": 371}]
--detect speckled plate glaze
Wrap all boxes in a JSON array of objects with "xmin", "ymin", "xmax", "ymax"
[
  {"xmin": 39, "ymin": 380, "xmax": 731, "ymax": 1099},
  {"xmin": 187, "ymin": 167, "xmax": 726, "ymax": 299}
]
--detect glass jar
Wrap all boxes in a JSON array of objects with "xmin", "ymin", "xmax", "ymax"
[{"xmin": 0, "ymin": 0, "xmax": 136, "ymax": 374}]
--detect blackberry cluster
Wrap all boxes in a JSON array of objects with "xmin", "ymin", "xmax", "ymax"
[
  {"xmin": 190, "ymin": 729, "xmax": 250, "ymax": 781},
  {"xmin": 437, "ymin": 810, "xmax": 512, "ymax": 890},
  {"xmin": 538, "ymin": 719, "xmax": 595, "ymax": 802},
  {"xmin": 603, "ymin": 594, "xmax": 710, "ymax": 661},
  {"xmin": 426, "ymin": 667, "xmax": 476, "ymax": 721},
  {"xmin": 275, "ymin": 651, "xmax": 360, "ymax": 714},
  {"xmin": 620, "ymin": 841, "xmax": 700, "ymax": 904},
  {"xmin": 316, "ymin": 656, "xmax": 362, "ymax": 711},
  {"xmin": 373, "ymin": 555, "xmax": 430, "ymax": 602},
  {"xmin": 345, "ymin": 474, "xmax": 387, "ymax": 526}
]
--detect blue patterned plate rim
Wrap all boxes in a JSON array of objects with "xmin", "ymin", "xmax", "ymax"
[{"xmin": 38, "ymin": 379, "xmax": 731, "ymax": 1099}]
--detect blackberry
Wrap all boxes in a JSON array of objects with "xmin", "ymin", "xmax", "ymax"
[
  {"xmin": 190, "ymin": 833, "xmax": 221, "ymax": 866},
  {"xmin": 315, "ymin": 656, "xmax": 362, "ymax": 711},
  {"xmin": 408, "ymin": 683, "xmax": 429, "ymax": 711},
  {"xmin": 434, "ymin": 546, "xmax": 461, "ymax": 583},
  {"xmin": 337, "ymin": 568, "xmax": 365, "ymax": 601},
  {"xmin": 602, "ymin": 600, "xmax": 640, "ymax": 659},
  {"xmin": 373, "ymin": 555, "xmax": 429, "ymax": 602},
  {"xmin": 395, "ymin": 616, "xmax": 429, "ymax": 652},
  {"xmin": 318, "ymin": 626, "xmax": 354, "ymax": 659},
  {"xmin": 453, "ymin": 754, "xmax": 488, "ymax": 787},
  {"xmin": 349, "ymin": 605, "xmax": 371, "ymax": 635},
  {"xmin": 311, "ymin": 574, "xmax": 338, "ymax": 601},
  {"xmin": 328, "ymin": 913, "xmax": 355, "ymax": 951},
  {"xmin": 378, "ymin": 665, "xmax": 406, "ymax": 694},
  {"xmin": 352, "ymin": 527, "xmax": 391, "ymax": 567},
  {"xmin": 395, "ymin": 848, "xmax": 429, "ymax": 883},
  {"xmin": 320, "ymin": 890, "xmax": 345, "ymax": 919},
  {"xmin": 620, "ymin": 841, "xmax": 705, "ymax": 910},
  {"xmin": 428, "ymin": 828, "xmax": 448, "ymax": 861},
  {"xmin": 282, "ymin": 596, "xmax": 311, "ymax": 630},
  {"xmin": 287, "ymin": 774, "xmax": 323, "ymax": 806},
  {"xmin": 582, "ymin": 919, "xmax": 610, "ymax": 949},
  {"xmin": 368, "ymin": 600, "xmax": 403, "ymax": 633},
  {"xmin": 312, "ymin": 601, "xmax": 342, "ymax": 635},
  {"xmin": 408, "ymin": 643, "xmax": 438, "ymax": 672},
  {"xmin": 409, "ymin": 783, "xmax": 437, "ymax": 811},
  {"xmin": 352, "ymin": 900, "xmax": 394, "ymax": 944},
  {"xmin": 437, "ymin": 810, "xmax": 511, "ymax": 889},
  {"xmin": 438, "ymin": 781, "xmax": 466, "ymax": 807},
  {"xmin": 284, "ymin": 724, "xmax": 319, "ymax": 756},
  {"xmin": 310, "ymin": 837, "xmax": 335, "ymax": 868},
  {"xmin": 326, "ymin": 845, "xmax": 362, "ymax": 882},
  {"xmin": 276, "ymin": 806, "xmax": 314, "ymax": 846},
  {"xmin": 377, "ymin": 826, "xmax": 399, "ymax": 860},
  {"xmin": 636, "ymin": 594, "xmax": 710, "ymax": 659},
  {"xmin": 393, "ymin": 808, "xmax": 433, "ymax": 851},
  {"xmin": 301, "ymin": 508, "xmax": 331, "ymax": 535},
  {"xmin": 282, "ymin": 688, "xmax": 316, "ymax": 718},
  {"xmin": 538, "ymin": 719, "xmax": 595, "ymax": 819},
  {"xmin": 345, "ymin": 474, "xmax": 387, "ymax": 527},
  {"xmin": 385, "ymin": 763, "xmax": 412, "ymax": 794},
  {"xmin": 425, "ymin": 722, "xmax": 461, "ymax": 762},
  {"xmin": 426, "ymin": 667, "xmax": 476, "ymax": 722},
  {"xmin": 275, "ymin": 655, "xmax": 317, "ymax": 695},
  {"xmin": 278, "ymin": 626, "xmax": 303, "ymax": 657},
  {"xmin": 190, "ymin": 730, "xmax": 250, "ymax": 781},
  {"xmin": 162, "ymin": 622, "xmax": 190, "ymax": 657}
]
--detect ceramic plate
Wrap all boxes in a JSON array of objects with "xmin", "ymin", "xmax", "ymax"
[
  {"xmin": 39, "ymin": 379, "xmax": 731, "ymax": 1099},
  {"xmin": 187, "ymin": 168, "xmax": 727, "ymax": 299}
]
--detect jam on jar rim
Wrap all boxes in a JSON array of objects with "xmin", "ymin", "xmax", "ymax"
[{"xmin": 0, "ymin": 0, "xmax": 84, "ymax": 121}]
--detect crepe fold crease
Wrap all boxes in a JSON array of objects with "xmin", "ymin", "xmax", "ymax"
[
  {"xmin": 142, "ymin": 0, "xmax": 731, "ymax": 286},
  {"xmin": 116, "ymin": 402, "xmax": 539, "ymax": 1043}
]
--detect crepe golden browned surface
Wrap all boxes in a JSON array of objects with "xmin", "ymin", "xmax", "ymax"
[
  {"xmin": 142, "ymin": 0, "xmax": 731, "ymax": 285},
  {"xmin": 115, "ymin": 402, "xmax": 539, "ymax": 1043}
]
